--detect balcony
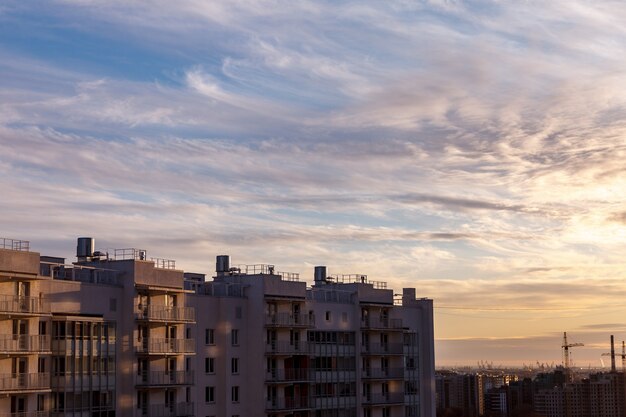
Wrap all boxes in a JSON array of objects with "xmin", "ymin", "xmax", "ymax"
[
  {"xmin": 138, "ymin": 402, "xmax": 194, "ymax": 417},
  {"xmin": 52, "ymin": 372, "xmax": 116, "ymax": 391},
  {"xmin": 265, "ymin": 368, "xmax": 310, "ymax": 382},
  {"xmin": 265, "ymin": 312, "xmax": 315, "ymax": 327},
  {"xmin": 361, "ymin": 367, "xmax": 404, "ymax": 380},
  {"xmin": 311, "ymin": 369, "xmax": 357, "ymax": 382},
  {"xmin": 0, "ymin": 373, "xmax": 50, "ymax": 392},
  {"xmin": 266, "ymin": 340, "xmax": 310, "ymax": 355},
  {"xmin": 136, "ymin": 338, "xmax": 195, "ymax": 355},
  {"xmin": 0, "ymin": 295, "xmax": 50, "ymax": 316},
  {"xmin": 361, "ymin": 317, "xmax": 403, "ymax": 330},
  {"xmin": 136, "ymin": 370, "xmax": 194, "ymax": 387},
  {"xmin": 266, "ymin": 396, "xmax": 311, "ymax": 411},
  {"xmin": 136, "ymin": 305, "xmax": 196, "ymax": 323},
  {"xmin": 361, "ymin": 343, "xmax": 403, "ymax": 355},
  {"xmin": 363, "ymin": 392, "xmax": 405, "ymax": 405},
  {"xmin": 0, "ymin": 335, "xmax": 51, "ymax": 354}
]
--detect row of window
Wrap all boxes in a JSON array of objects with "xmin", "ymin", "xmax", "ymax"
[
  {"xmin": 205, "ymin": 357, "xmax": 239, "ymax": 374},
  {"xmin": 204, "ymin": 328, "xmax": 239, "ymax": 345},
  {"xmin": 205, "ymin": 386, "xmax": 239, "ymax": 403}
]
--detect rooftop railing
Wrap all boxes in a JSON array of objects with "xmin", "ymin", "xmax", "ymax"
[
  {"xmin": 114, "ymin": 248, "xmax": 148, "ymax": 261},
  {"xmin": 152, "ymin": 258, "xmax": 177, "ymax": 270},
  {"xmin": 278, "ymin": 271, "xmax": 300, "ymax": 281},
  {"xmin": 327, "ymin": 274, "xmax": 387, "ymax": 289},
  {"xmin": 232, "ymin": 264, "xmax": 275, "ymax": 275},
  {"xmin": 40, "ymin": 262, "xmax": 122, "ymax": 286},
  {"xmin": 0, "ymin": 238, "xmax": 29, "ymax": 251}
]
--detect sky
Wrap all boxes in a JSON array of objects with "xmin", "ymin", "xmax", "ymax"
[{"xmin": 1, "ymin": 0, "xmax": 626, "ymax": 367}]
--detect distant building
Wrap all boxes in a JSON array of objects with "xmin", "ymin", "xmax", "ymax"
[{"xmin": 0, "ymin": 236, "xmax": 436, "ymax": 417}]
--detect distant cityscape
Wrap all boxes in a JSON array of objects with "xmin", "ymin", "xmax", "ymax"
[{"xmin": 436, "ymin": 334, "xmax": 625, "ymax": 417}]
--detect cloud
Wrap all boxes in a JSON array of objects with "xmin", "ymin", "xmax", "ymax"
[{"xmin": 2, "ymin": 0, "xmax": 626, "ymax": 366}]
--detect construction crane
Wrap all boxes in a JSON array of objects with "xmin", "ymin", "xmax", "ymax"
[
  {"xmin": 603, "ymin": 339, "xmax": 626, "ymax": 372},
  {"xmin": 600, "ymin": 335, "xmax": 617, "ymax": 372},
  {"xmin": 562, "ymin": 332, "xmax": 584, "ymax": 369}
]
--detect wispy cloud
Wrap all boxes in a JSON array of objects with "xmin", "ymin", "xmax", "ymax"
[{"xmin": 1, "ymin": 0, "xmax": 626, "ymax": 365}]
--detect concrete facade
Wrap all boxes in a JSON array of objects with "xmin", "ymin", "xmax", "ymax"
[{"xmin": 0, "ymin": 236, "xmax": 435, "ymax": 417}]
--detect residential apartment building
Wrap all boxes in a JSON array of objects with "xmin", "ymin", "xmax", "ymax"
[{"xmin": 0, "ymin": 236, "xmax": 436, "ymax": 417}]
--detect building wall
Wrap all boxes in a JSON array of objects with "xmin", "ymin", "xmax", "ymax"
[{"xmin": 0, "ymin": 237, "xmax": 437, "ymax": 417}]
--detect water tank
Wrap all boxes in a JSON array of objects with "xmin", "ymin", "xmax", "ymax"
[
  {"xmin": 314, "ymin": 266, "xmax": 327, "ymax": 285},
  {"xmin": 216, "ymin": 255, "xmax": 230, "ymax": 274},
  {"xmin": 76, "ymin": 237, "xmax": 95, "ymax": 261}
]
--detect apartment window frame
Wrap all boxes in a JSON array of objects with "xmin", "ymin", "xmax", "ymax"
[
  {"xmin": 231, "ymin": 329, "xmax": 239, "ymax": 346},
  {"xmin": 205, "ymin": 328, "xmax": 215, "ymax": 345},
  {"xmin": 231, "ymin": 386, "xmax": 240, "ymax": 403},
  {"xmin": 231, "ymin": 357, "xmax": 239, "ymax": 374},
  {"xmin": 205, "ymin": 386, "xmax": 215, "ymax": 403},
  {"xmin": 205, "ymin": 357, "xmax": 215, "ymax": 374}
]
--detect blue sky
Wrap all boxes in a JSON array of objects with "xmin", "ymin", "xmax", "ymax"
[{"xmin": 2, "ymin": 0, "xmax": 626, "ymax": 366}]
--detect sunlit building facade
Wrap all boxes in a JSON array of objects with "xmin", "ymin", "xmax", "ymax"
[{"xmin": 0, "ymin": 236, "xmax": 435, "ymax": 417}]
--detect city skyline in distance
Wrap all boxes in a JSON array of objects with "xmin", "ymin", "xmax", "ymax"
[{"xmin": 1, "ymin": 1, "xmax": 626, "ymax": 367}]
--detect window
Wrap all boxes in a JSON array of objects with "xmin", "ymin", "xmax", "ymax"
[
  {"xmin": 382, "ymin": 407, "xmax": 390, "ymax": 417},
  {"xmin": 231, "ymin": 358, "xmax": 239, "ymax": 374},
  {"xmin": 231, "ymin": 386, "xmax": 239, "ymax": 402},
  {"xmin": 235, "ymin": 306, "xmax": 242, "ymax": 319},
  {"xmin": 186, "ymin": 327, "xmax": 191, "ymax": 338},
  {"xmin": 205, "ymin": 358, "xmax": 215, "ymax": 374},
  {"xmin": 231, "ymin": 329, "xmax": 239, "ymax": 346},
  {"xmin": 205, "ymin": 386, "xmax": 215, "ymax": 403},
  {"xmin": 205, "ymin": 329, "xmax": 215, "ymax": 345},
  {"xmin": 325, "ymin": 311, "xmax": 331, "ymax": 321},
  {"xmin": 109, "ymin": 298, "xmax": 117, "ymax": 312}
]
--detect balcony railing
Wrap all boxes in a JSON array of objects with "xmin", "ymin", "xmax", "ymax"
[
  {"xmin": 0, "ymin": 412, "xmax": 48, "ymax": 417},
  {"xmin": 138, "ymin": 402, "xmax": 194, "ymax": 417},
  {"xmin": 361, "ymin": 367, "xmax": 404, "ymax": 379},
  {"xmin": 266, "ymin": 397, "xmax": 311, "ymax": 411},
  {"xmin": 136, "ymin": 338, "xmax": 195, "ymax": 355},
  {"xmin": 361, "ymin": 317, "xmax": 403, "ymax": 330},
  {"xmin": 266, "ymin": 341, "xmax": 310, "ymax": 355},
  {"xmin": 266, "ymin": 368, "xmax": 311, "ymax": 382},
  {"xmin": 361, "ymin": 343, "xmax": 403, "ymax": 355},
  {"xmin": 311, "ymin": 369, "xmax": 357, "ymax": 382},
  {"xmin": 0, "ymin": 295, "xmax": 50, "ymax": 315},
  {"xmin": 136, "ymin": 370, "xmax": 194, "ymax": 386},
  {"xmin": 0, "ymin": 373, "xmax": 50, "ymax": 391},
  {"xmin": 136, "ymin": 305, "xmax": 196, "ymax": 322},
  {"xmin": 363, "ymin": 392, "xmax": 405, "ymax": 405},
  {"xmin": 51, "ymin": 407, "xmax": 115, "ymax": 417},
  {"xmin": 265, "ymin": 313, "xmax": 315, "ymax": 327},
  {"xmin": 0, "ymin": 335, "xmax": 50, "ymax": 353}
]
